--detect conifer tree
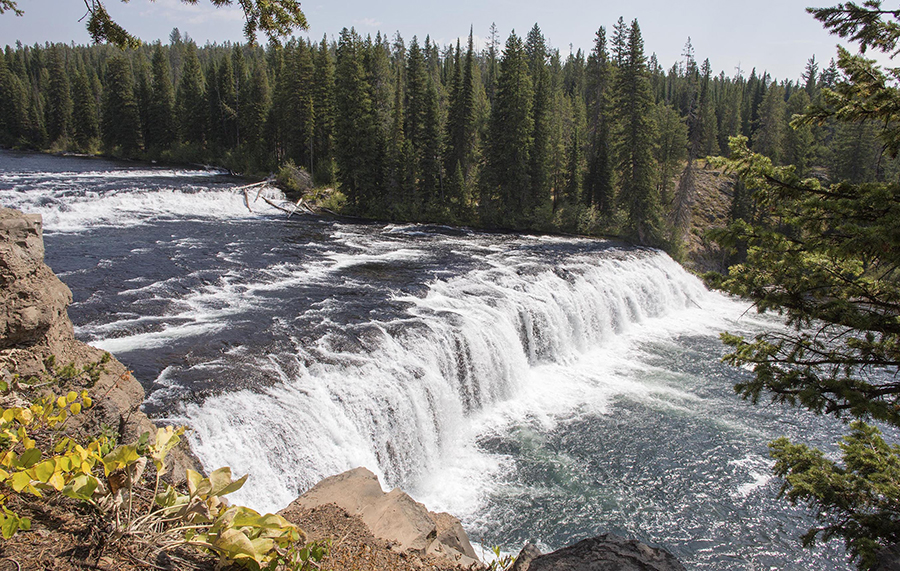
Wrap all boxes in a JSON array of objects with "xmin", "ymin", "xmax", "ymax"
[
  {"xmin": 71, "ymin": 67, "xmax": 99, "ymax": 151},
  {"xmin": 482, "ymin": 31, "xmax": 533, "ymax": 226},
  {"xmin": 312, "ymin": 35, "xmax": 335, "ymax": 183},
  {"xmin": 0, "ymin": 48, "xmax": 33, "ymax": 147},
  {"xmin": 101, "ymin": 54, "xmax": 141, "ymax": 153},
  {"xmin": 698, "ymin": 59, "xmax": 718, "ymax": 157},
  {"xmin": 584, "ymin": 27, "xmax": 615, "ymax": 212},
  {"xmin": 655, "ymin": 103, "xmax": 687, "ymax": 204},
  {"xmin": 147, "ymin": 44, "xmax": 176, "ymax": 151},
  {"xmin": 752, "ymin": 81, "xmax": 786, "ymax": 163},
  {"xmin": 614, "ymin": 20, "xmax": 661, "ymax": 245},
  {"xmin": 611, "ymin": 17, "xmax": 628, "ymax": 67},
  {"xmin": 177, "ymin": 41, "xmax": 206, "ymax": 146},
  {"xmin": 134, "ymin": 53, "xmax": 153, "ymax": 150},
  {"xmin": 783, "ymin": 89, "xmax": 814, "ymax": 176},
  {"xmin": 445, "ymin": 28, "xmax": 477, "ymax": 196},
  {"xmin": 45, "ymin": 45, "xmax": 71, "ymax": 145},
  {"xmin": 334, "ymin": 27, "xmax": 383, "ymax": 212},
  {"xmin": 526, "ymin": 24, "xmax": 552, "ymax": 222}
]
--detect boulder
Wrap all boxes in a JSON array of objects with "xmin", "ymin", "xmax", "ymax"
[
  {"xmin": 0, "ymin": 208, "xmax": 73, "ymax": 351},
  {"xmin": 281, "ymin": 467, "xmax": 480, "ymax": 567},
  {"xmin": 510, "ymin": 542, "xmax": 543, "ymax": 571},
  {"xmin": 526, "ymin": 534, "xmax": 685, "ymax": 571}
]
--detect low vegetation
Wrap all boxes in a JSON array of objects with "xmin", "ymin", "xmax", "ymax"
[{"xmin": 0, "ymin": 358, "xmax": 327, "ymax": 570}]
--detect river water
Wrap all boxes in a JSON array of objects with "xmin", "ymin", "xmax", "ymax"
[{"xmin": 0, "ymin": 150, "xmax": 851, "ymax": 569}]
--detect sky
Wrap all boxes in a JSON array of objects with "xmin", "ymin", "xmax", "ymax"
[{"xmin": 0, "ymin": 0, "xmax": 893, "ymax": 81}]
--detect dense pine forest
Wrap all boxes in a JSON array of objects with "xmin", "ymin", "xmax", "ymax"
[{"xmin": 1, "ymin": 19, "xmax": 898, "ymax": 248}]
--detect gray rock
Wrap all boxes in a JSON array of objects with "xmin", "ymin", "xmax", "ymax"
[
  {"xmin": 0, "ymin": 208, "xmax": 73, "ymax": 351},
  {"xmin": 527, "ymin": 534, "xmax": 685, "ymax": 571},
  {"xmin": 510, "ymin": 542, "xmax": 542, "ymax": 571}
]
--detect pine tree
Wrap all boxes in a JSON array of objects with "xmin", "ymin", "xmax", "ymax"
[
  {"xmin": 445, "ymin": 27, "xmax": 477, "ymax": 198},
  {"xmin": 698, "ymin": 59, "xmax": 719, "ymax": 157},
  {"xmin": 655, "ymin": 103, "xmax": 687, "ymax": 205},
  {"xmin": 312, "ymin": 35, "xmax": 335, "ymax": 183},
  {"xmin": 334, "ymin": 27, "xmax": 383, "ymax": 212},
  {"xmin": 177, "ymin": 41, "xmax": 206, "ymax": 146},
  {"xmin": 101, "ymin": 54, "xmax": 141, "ymax": 153},
  {"xmin": 526, "ymin": 24, "xmax": 552, "ymax": 222},
  {"xmin": 45, "ymin": 45, "xmax": 72, "ymax": 145},
  {"xmin": 611, "ymin": 17, "xmax": 628, "ymax": 67},
  {"xmin": 0, "ymin": 49, "xmax": 28, "ymax": 146},
  {"xmin": 614, "ymin": 20, "xmax": 661, "ymax": 245},
  {"xmin": 482, "ymin": 31, "xmax": 533, "ymax": 226},
  {"xmin": 134, "ymin": 53, "xmax": 153, "ymax": 151},
  {"xmin": 584, "ymin": 27, "xmax": 615, "ymax": 212},
  {"xmin": 146, "ymin": 44, "xmax": 176, "ymax": 151},
  {"xmin": 752, "ymin": 81, "xmax": 786, "ymax": 163},
  {"xmin": 71, "ymin": 67, "xmax": 99, "ymax": 151},
  {"xmin": 783, "ymin": 89, "xmax": 814, "ymax": 176}
]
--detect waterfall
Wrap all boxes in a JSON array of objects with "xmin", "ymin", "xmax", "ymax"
[{"xmin": 181, "ymin": 248, "xmax": 712, "ymax": 513}]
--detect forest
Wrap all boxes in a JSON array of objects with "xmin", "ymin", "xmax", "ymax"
[{"xmin": 0, "ymin": 18, "xmax": 896, "ymax": 249}]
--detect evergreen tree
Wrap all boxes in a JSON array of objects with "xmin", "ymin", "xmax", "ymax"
[
  {"xmin": 697, "ymin": 59, "xmax": 719, "ymax": 157},
  {"xmin": 312, "ymin": 35, "xmax": 335, "ymax": 183},
  {"xmin": 101, "ymin": 54, "xmax": 141, "ymax": 153},
  {"xmin": 134, "ymin": 53, "xmax": 153, "ymax": 151},
  {"xmin": 71, "ymin": 67, "xmax": 99, "ymax": 151},
  {"xmin": 177, "ymin": 41, "xmax": 206, "ymax": 146},
  {"xmin": 147, "ymin": 44, "xmax": 177, "ymax": 151},
  {"xmin": 334, "ymin": 27, "xmax": 384, "ymax": 212},
  {"xmin": 45, "ymin": 45, "xmax": 71, "ymax": 145},
  {"xmin": 614, "ymin": 20, "xmax": 661, "ymax": 245},
  {"xmin": 482, "ymin": 31, "xmax": 533, "ymax": 226},
  {"xmin": 783, "ymin": 89, "xmax": 814, "ymax": 176},
  {"xmin": 445, "ymin": 27, "xmax": 477, "ymax": 197},
  {"xmin": 584, "ymin": 27, "xmax": 615, "ymax": 212},
  {"xmin": 752, "ymin": 81, "xmax": 786, "ymax": 163},
  {"xmin": 0, "ymin": 49, "xmax": 28, "ymax": 146},
  {"xmin": 655, "ymin": 103, "xmax": 688, "ymax": 204},
  {"xmin": 526, "ymin": 24, "xmax": 552, "ymax": 222},
  {"xmin": 611, "ymin": 17, "xmax": 628, "ymax": 67}
]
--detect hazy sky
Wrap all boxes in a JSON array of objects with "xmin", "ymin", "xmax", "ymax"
[{"xmin": 0, "ymin": 0, "xmax": 891, "ymax": 80}]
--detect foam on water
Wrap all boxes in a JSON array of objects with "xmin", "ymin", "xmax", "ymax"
[
  {"xmin": 0, "ymin": 166, "xmax": 281, "ymax": 233},
  {"xmin": 177, "ymin": 250, "xmax": 752, "ymax": 514}
]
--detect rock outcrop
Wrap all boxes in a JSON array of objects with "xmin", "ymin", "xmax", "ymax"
[
  {"xmin": 521, "ymin": 534, "xmax": 685, "ymax": 571},
  {"xmin": 0, "ymin": 209, "xmax": 72, "ymax": 351},
  {"xmin": 0, "ymin": 207, "xmax": 197, "ymax": 477},
  {"xmin": 280, "ymin": 467, "xmax": 482, "ymax": 569}
]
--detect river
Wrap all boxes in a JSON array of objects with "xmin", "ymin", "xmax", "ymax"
[{"xmin": 0, "ymin": 150, "xmax": 851, "ymax": 569}]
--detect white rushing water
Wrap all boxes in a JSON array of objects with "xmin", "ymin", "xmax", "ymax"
[
  {"xmin": 3, "ymin": 151, "xmax": 852, "ymax": 569},
  {"xmin": 175, "ymin": 247, "xmax": 748, "ymax": 515}
]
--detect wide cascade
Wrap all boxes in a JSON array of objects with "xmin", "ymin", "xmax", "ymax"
[
  {"xmin": 184, "ymin": 248, "xmax": 707, "ymax": 511},
  {"xmin": 1, "ymin": 152, "xmax": 854, "ymax": 569}
]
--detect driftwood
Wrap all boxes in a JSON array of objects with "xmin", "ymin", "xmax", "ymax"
[
  {"xmin": 232, "ymin": 180, "xmax": 268, "ymax": 192},
  {"xmin": 261, "ymin": 195, "xmax": 297, "ymax": 215}
]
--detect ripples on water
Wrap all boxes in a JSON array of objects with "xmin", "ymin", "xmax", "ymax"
[{"xmin": 0, "ymin": 150, "xmax": 852, "ymax": 570}]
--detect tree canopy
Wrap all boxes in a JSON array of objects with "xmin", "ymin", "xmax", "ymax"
[
  {"xmin": 1, "ymin": 0, "xmax": 307, "ymax": 48},
  {"xmin": 708, "ymin": 2, "xmax": 900, "ymax": 567}
]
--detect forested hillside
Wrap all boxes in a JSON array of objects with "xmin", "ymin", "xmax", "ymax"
[{"xmin": 1, "ymin": 20, "xmax": 897, "ymax": 246}]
